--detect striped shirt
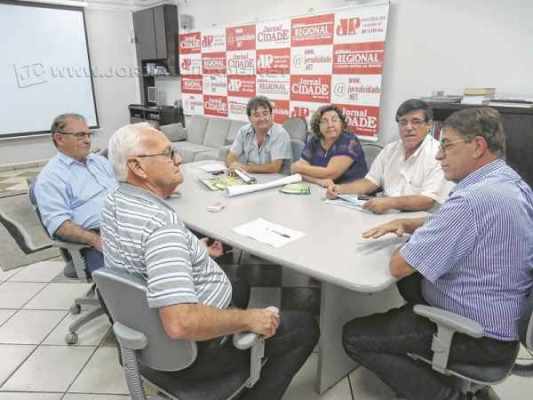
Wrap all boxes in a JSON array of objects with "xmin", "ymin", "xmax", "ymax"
[
  {"xmin": 101, "ymin": 183, "xmax": 232, "ymax": 309},
  {"xmin": 401, "ymin": 159, "xmax": 533, "ymax": 340}
]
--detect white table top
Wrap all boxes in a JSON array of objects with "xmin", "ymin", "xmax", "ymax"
[{"xmin": 168, "ymin": 162, "xmax": 427, "ymax": 293}]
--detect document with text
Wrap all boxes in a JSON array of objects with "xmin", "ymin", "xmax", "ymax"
[{"xmin": 233, "ymin": 218, "xmax": 305, "ymax": 248}]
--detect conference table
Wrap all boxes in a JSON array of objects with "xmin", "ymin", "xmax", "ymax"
[{"xmin": 168, "ymin": 161, "xmax": 427, "ymax": 393}]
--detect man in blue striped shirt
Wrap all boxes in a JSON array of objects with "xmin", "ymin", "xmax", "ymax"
[
  {"xmin": 343, "ymin": 108, "xmax": 533, "ymax": 400},
  {"xmin": 102, "ymin": 123, "xmax": 319, "ymax": 400}
]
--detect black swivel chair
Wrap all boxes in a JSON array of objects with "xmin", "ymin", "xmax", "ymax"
[
  {"xmin": 408, "ymin": 285, "xmax": 533, "ymax": 399},
  {"xmin": 93, "ymin": 267, "xmax": 266, "ymax": 400}
]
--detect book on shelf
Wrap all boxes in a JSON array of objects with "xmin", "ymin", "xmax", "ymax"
[
  {"xmin": 463, "ymin": 88, "xmax": 496, "ymax": 96},
  {"xmin": 461, "ymin": 95, "xmax": 491, "ymax": 105},
  {"xmin": 487, "ymin": 102, "xmax": 533, "ymax": 108}
]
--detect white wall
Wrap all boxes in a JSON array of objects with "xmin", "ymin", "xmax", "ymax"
[
  {"xmin": 0, "ymin": 7, "xmax": 140, "ymax": 165},
  {"xmin": 178, "ymin": 0, "xmax": 533, "ymax": 144}
]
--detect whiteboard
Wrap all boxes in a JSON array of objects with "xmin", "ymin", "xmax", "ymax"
[{"xmin": 0, "ymin": 1, "xmax": 98, "ymax": 138}]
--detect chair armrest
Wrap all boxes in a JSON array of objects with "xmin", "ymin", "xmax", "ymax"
[
  {"xmin": 413, "ymin": 305, "xmax": 484, "ymax": 373},
  {"xmin": 414, "ymin": 305, "xmax": 484, "ymax": 338},
  {"xmin": 113, "ymin": 322, "xmax": 148, "ymax": 350},
  {"xmin": 232, "ymin": 332, "xmax": 265, "ymax": 388},
  {"xmin": 233, "ymin": 331, "xmax": 260, "ymax": 350},
  {"xmin": 51, "ymin": 239, "xmax": 88, "ymax": 252}
]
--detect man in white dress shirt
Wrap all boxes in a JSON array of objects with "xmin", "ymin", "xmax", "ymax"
[{"xmin": 327, "ymin": 99, "xmax": 453, "ymax": 213}]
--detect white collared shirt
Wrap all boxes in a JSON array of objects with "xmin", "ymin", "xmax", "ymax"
[{"xmin": 366, "ymin": 135, "xmax": 453, "ymax": 203}]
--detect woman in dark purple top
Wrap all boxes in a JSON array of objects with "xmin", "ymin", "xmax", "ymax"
[{"xmin": 291, "ymin": 104, "xmax": 368, "ymax": 187}]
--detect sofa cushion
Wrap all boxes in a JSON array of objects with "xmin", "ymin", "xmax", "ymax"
[
  {"xmin": 225, "ymin": 120, "xmax": 248, "ymax": 145},
  {"xmin": 203, "ymin": 118, "xmax": 230, "ymax": 148},
  {"xmin": 193, "ymin": 149, "xmax": 220, "ymax": 162},
  {"xmin": 174, "ymin": 142, "xmax": 213, "ymax": 163},
  {"xmin": 188, "ymin": 115, "xmax": 209, "ymax": 145},
  {"xmin": 160, "ymin": 123, "xmax": 186, "ymax": 142}
]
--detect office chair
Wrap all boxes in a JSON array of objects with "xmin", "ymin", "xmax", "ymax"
[
  {"xmin": 290, "ymin": 139, "xmax": 306, "ymax": 163},
  {"xmin": 408, "ymin": 285, "xmax": 533, "ymax": 399},
  {"xmin": 93, "ymin": 267, "xmax": 266, "ymax": 400},
  {"xmin": 27, "ymin": 178, "xmax": 105, "ymax": 344},
  {"xmin": 361, "ymin": 142, "xmax": 383, "ymax": 168},
  {"xmin": 282, "ymin": 117, "xmax": 308, "ymax": 143}
]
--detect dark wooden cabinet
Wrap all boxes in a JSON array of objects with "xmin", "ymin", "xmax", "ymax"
[
  {"xmin": 132, "ymin": 4, "xmax": 178, "ymax": 71},
  {"xmin": 428, "ymin": 102, "xmax": 533, "ymax": 187},
  {"xmin": 133, "ymin": 4, "xmax": 179, "ymax": 104}
]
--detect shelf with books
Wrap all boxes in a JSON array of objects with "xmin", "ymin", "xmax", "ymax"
[{"xmin": 427, "ymin": 102, "xmax": 533, "ymax": 187}]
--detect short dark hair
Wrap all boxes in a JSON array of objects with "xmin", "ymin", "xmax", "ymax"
[
  {"xmin": 443, "ymin": 107, "xmax": 506, "ymax": 158},
  {"xmin": 246, "ymin": 96, "xmax": 272, "ymax": 117},
  {"xmin": 310, "ymin": 104, "xmax": 348, "ymax": 138},
  {"xmin": 50, "ymin": 113, "xmax": 86, "ymax": 147},
  {"xmin": 395, "ymin": 99, "xmax": 433, "ymax": 122}
]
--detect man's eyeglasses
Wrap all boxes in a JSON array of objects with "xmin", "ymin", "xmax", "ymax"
[
  {"xmin": 135, "ymin": 147, "xmax": 176, "ymax": 160},
  {"xmin": 398, "ymin": 118, "xmax": 426, "ymax": 128},
  {"xmin": 57, "ymin": 130, "xmax": 94, "ymax": 140},
  {"xmin": 438, "ymin": 139, "xmax": 467, "ymax": 154}
]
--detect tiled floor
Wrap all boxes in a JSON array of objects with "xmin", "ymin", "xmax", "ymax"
[{"xmin": 1, "ymin": 260, "xmax": 532, "ymax": 399}]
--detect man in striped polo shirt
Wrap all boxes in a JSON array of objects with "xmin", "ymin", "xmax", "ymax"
[
  {"xmin": 101, "ymin": 123, "xmax": 319, "ymax": 400},
  {"xmin": 343, "ymin": 108, "xmax": 533, "ymax": 400}
]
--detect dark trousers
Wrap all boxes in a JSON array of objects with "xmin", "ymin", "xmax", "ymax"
[
  {"xmin": 81, "ymin": 247, "xmax": 104, "ymax": 274},
  {"xmin": 342, "ymin": 273, "xmax": 518, "ymax": 400},
  {"xmin": 181, "ymin": 269, "xmax": 320, "ymax": 400}
]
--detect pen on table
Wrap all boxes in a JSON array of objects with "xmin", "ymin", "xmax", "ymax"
[{"xmin": 269, "ymin": 229, "xmax": 291, "ymax": 239}]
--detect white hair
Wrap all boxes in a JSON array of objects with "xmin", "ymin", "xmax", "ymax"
[{"xmin": 108, "ymin": 122, "xmax": 153, "ymax": 181}]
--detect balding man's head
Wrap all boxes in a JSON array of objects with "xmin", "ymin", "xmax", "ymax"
[{"xmin": 108, "ymin": 123, "xmax": 183, "ymax": 197}]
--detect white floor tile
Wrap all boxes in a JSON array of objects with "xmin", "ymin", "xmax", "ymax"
[
  {"xmin": 63, "ymin": 395, "xmax": 130, "ymax": 400},
  {"xmin": 0, "ymin": 344, "xmax": 35, "ymax": 386},
  {"xmin": 0, "ymin": 310, "xmax": 66, "ymax": 344},
  {"xmin": 283, "ymin": 353, "xmax": 352, "ymax": 400},
  {"xmin": 8, "ymin": 261, "xmax": 65, "ymax": 283},
  {"xmin": 0, "ymin": 310, "xmax": 16, "ymax": 326},
  {"xmin": 349, "ymin": 366, "xmax": 396, "ymax": 400},
  {"xmin": 0, "ymin": 282, "xmax": 46, "ymax": 308},
  {"xmin": 69, "ymin": 346, "xmax": 128, "ymax": 394},
  {"xmin": 43, "ymin": 311, "xmax": 110, "ymax": 346},
  {"xmin": 0, "ymin": 393, "xmax": 62, "ymax": 400},
  {"xmin": 0, "ymin": 267, "xmax": 20, "ymax": 282},
  {"xmin": 2, "ymin": 345, "xmax": 94, "ymax": 392},
  {"xmin": 494, "ymin": 373, "xmax": 533, "ymax": 399},
  {"xmin": 23, "ymin": 283, "xmax": 91, "ymax": 310}
]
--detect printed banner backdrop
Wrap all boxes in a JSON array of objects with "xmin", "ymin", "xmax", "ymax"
[{"xmin": 179, "ymin": 3, "xmax": 389, "ymax": 140}]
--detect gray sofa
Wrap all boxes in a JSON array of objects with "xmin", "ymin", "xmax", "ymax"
[{"xmin": 160, "ymin": 115, "xmax": 247, "ymax": 163}]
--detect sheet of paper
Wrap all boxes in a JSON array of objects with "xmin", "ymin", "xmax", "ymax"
[
  {"xmin": 225, "ymin": 174, "xmax": 302, "ymax": 197},
  {"xmin": 324, "ymin": 198, "xmax": 367, "ymax": 211},
  {"xmin": 233, "ymin": 218, "xmax": 305, "ymax": 248},
  {"xmin": 198, "ymin": 162, "xmax": 227, "ymax": 173}
]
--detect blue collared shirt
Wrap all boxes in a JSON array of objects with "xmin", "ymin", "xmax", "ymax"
[
  {"xmin": 401, "ymin": 159, "xmax": 533, "ymax": 340},
  {"xmin": 229, "ymin": 123, "xmax": 292, "ymax": 173},
  {"xmin": 35, "ymin": 152, "xmax": 118, "ymax": 236}
]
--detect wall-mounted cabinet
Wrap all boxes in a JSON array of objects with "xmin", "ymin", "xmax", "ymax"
[{"xmin": 133, "ymin": 4, "xmax": 179, "ymax": 103}]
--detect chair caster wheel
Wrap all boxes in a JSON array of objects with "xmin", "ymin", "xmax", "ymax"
[
  {"xmin": 70, "ymin": 304, "xmax": 81, "ymax": 315},
  {"xmin": 65, "ymin": 332, "xmax": 78, "ymax": 345}
]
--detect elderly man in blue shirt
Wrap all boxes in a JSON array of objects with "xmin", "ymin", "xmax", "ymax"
[
  {"xmin": 225, "ymin": 96, "xmax": 292, "ymax": 174},
  {"xmin": 343, "ymin": 107, "xmax": 533, "ymax": 400},
  {"xmin": 34, "ymin": 113, "xmax": 117, "ymax": 273}
]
